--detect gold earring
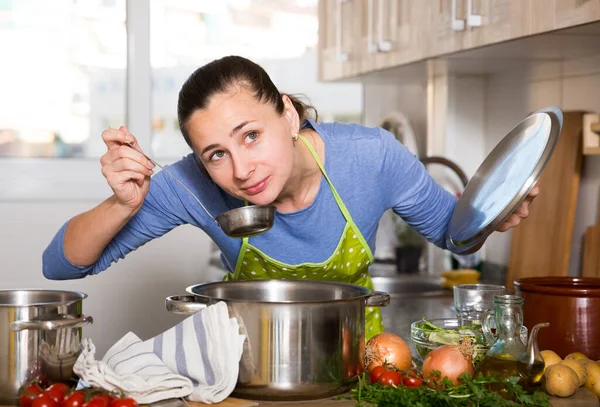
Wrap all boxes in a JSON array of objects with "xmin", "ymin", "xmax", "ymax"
[{"xmin": 292, "ymin": 133, "xmax": 299, "ymax": 141}]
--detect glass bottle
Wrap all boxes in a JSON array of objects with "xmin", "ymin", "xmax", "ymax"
[{"xmin": 475, "ymin": 295, "xmax": 548, "ymax": 395}]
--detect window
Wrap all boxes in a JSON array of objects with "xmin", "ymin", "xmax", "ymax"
[
  {"xmin": 0, "ymin": 0, "xmax": 127, "ymax": 158},
  {"xmin": 149, "ymin": 0, "xmax": 362, "ymax": 158}
]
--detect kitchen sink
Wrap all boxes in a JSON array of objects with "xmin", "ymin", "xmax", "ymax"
[{"xmin": 371, "ymin": 275, "xmax": 450, "ymax": 297}]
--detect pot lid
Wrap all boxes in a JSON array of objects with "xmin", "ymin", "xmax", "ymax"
[{"xmin": 446, "ymin": 106, "xmax": 563, "ymax": 254}]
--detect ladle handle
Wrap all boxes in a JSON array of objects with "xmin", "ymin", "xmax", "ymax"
[{"xmin": 124, "ymin": 143, "xmax": 216, "ymax": 222}]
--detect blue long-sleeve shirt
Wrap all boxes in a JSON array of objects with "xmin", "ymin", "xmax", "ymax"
[{"xmin": 42, "ymin": 120, "xmax": 457, "ymax": 280}]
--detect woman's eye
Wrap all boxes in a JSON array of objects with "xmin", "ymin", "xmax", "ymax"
[
  {"xmin": 245, "ymin": 132, "xmax": 258, "ymax": 143},
  {"xmin": 210, "ymin": 150, "xmax": 226, "ymax": 162}
]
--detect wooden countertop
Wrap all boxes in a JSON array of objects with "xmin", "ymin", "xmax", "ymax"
[{"xmin": 150, "ymin": 387, "xmax": 599, "ymax": 407}]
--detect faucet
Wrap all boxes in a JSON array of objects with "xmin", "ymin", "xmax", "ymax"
[{"xmin": 420, "ymin": 156, "xmax": 469, "ymax": 188}]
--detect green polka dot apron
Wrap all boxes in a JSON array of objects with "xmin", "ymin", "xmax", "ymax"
[{"xmin": 223, "ymin": 134, "xmax": 384, "ymax": 340}]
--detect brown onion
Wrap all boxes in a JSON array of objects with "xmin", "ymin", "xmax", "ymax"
[
  {"xmin": 422, "ymin": 344, "xmax": 474, "ymax": 386},
  {"xmin": 364, "ymin": 332, "xmax": 412, "ymax": 372}
]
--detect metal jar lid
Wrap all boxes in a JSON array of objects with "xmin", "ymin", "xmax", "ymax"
[{"xmin": 445, "ymin": 106, "xmax": 563, "ymax": 254}]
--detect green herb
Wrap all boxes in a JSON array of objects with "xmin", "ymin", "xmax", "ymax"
[
  {"xmin": 351, "ymin": 372, "xmax": 550, "ymax": 407},
  {"xmin": 413, "ymin": 318, "xmax": 489, "ymax": 365}
]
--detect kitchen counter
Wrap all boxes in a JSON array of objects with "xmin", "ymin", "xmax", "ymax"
[{"xmin": 150, "ymin": 387, "xmax": 599, "ymax": 407}]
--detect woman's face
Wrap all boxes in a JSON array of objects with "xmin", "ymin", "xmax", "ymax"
[{"xmin": 186, "ymin": 85, "xmax": 299, "ymax": 205}]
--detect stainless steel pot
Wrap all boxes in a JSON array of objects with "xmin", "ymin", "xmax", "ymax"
[
  {"xmin": 165, "ymin": 280, "xmax": 390, "ymax": 401},
  {"xmin": 0, "ymin": 290, "xmax": 93, "ymax": 403}
]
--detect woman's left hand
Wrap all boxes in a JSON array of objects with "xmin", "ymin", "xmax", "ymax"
[{"xmin": 495, "ymin": 185, "xmax": 540, "ymax": 232}]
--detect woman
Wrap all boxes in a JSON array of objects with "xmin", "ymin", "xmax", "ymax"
[{"xmin": 42, "ymin": 56, "xmax": 537, "ymax": 339}]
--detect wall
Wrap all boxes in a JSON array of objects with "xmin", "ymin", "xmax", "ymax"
[
  {"xmin": 0, "ymin": 201, "xmax": 217, "ymax": 356},
  {"xmin": 362, "ymin": 54, "xmax": 600, "ymax": 276},
  {"xmin": 483, "ymin": 54, "xmax": 600, "ymax": 275}
]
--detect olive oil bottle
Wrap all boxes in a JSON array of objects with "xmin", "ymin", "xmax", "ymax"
[{"xmin": 475, "ymin": 295, "xmax": 549, "ymax": 395}]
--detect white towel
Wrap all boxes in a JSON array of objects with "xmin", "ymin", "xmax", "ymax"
[{"xmin": 73, "ymin": 301, "xmax": 246, "ymax": 404}]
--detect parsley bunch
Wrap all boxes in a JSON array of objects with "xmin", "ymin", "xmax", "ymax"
[{"xmin": 351, "ymin": 372, "xmax": 550, "ymax": 407}]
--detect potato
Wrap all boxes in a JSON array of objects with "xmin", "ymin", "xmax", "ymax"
[
  {"xmin": 541, "ymin": 350, "xmax": 562, "ymax": 372},
  {"xmin": 544, "ymin": 364, "xmax": 579, "ymax": 397},
  {"xmin": 565, "ymin": 352, "xmax": 588, "ymax": 361},
  {"xmin": 560, "ymin": 359, "xmax": 587, "ymax": 387},
  {"xmin": 584, "ymin": 362, "xmax": 600, "ymax": 398}
]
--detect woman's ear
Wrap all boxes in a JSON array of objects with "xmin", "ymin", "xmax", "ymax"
[{"xmin": 281, "ymin": 95, "xmax": 300, "ymax": 134}]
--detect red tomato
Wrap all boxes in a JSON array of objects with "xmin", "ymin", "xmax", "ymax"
[
  {"xmin": 46, "ymin": 383, "xmax": 71, "ymax": 395},
  {"xmin": 19, "ymin": 383, "xmax": 43, "ymax": 407},
  {"xmin": 369, "ymin": 365, "xmax": 388, "ymax": 384},
  {"xmin": 85, "ymin": 397, "xmax": 108, "ymax": 407},
  {"xmin": 43, "ymin": 387, "xmax": 66, "ymax": 404},
  {"xmin": 110, "ymin": 398, "xmax": 139, "ymax": 407},
  {"xmin": 402, "ymin": 375, "xmax": 424, "ymax": 387},
  {"xmin": 31, "ymin": 395, "xmax": 58, "ymax": 407},
  {"xmin": 378, "ymin": 370, "xmax": 402, "ymax": 387},
  {"xmin": 94, "ymin": 394, "xmax": 116, "ymax": 404},
  {"xmin": 63, "ymin": 391, "xmax": 86, "ymax": 407}
]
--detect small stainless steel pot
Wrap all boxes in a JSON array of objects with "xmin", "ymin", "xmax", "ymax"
[
  {"xmin": 166, "ymin": 280, "xmax": 390, "ymax": 401},
  {"xmin": 0, "ymin": 290, "xmax": 93, "ymax": 403}
]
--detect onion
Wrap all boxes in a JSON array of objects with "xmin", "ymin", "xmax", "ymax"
[
  {"xmin": 364, "ymin": 332, "xmax": 412, "ymax": 372},
  {"xmin": 422, "ymin": 344, "xmax": 474, "ymax": 386}
]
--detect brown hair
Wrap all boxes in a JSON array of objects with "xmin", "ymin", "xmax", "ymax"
[{"xmin": 177, "ymin": 55, "xmax": 318, "ymax": 150}]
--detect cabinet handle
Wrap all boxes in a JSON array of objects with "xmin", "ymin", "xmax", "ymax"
[
  {"xmin": 336, "ymin": 0, "xmax": 349, "ymax": 61},
  {"xmin": 377, "ymin": 0, "xmax": 392, "ymax": 52},
  {"xmin": 467, "ymin": 0, "xmax": 482, "ymax": 27},
  {"xmin": 367, "ymin": 0, "xmax": 378, "ymax": 53},
  {"xmin": 451, "ymin": 0, "xmax": 465, "ymax": 31}
]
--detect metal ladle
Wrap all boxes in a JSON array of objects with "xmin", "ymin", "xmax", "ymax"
[{"xmin": 124, "ymin": 143, "xmax": 276, "ymax": 238}]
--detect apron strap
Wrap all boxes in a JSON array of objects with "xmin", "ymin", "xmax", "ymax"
[{"xmin": 298, "ymin": 134, "xmax": 355, "ymax": 225}]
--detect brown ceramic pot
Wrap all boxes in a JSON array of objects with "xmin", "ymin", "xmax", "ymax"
[{"xmin": 514, "ymin": 277, "xmax": 600, "ymax": 360}]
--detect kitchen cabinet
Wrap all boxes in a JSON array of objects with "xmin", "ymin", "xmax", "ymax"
[
  {"xmin": 318, "ymin": 0, "xmax": 361, "ymax": 81},
  {"xmin": 532, "ymin": 0, "xmax": 600, "ymax": 34},
  {"xmin": 318, "ymin": 0, "xmax": 600, "ymax": 81},
  {"xmin": 360, "ymin": 0, "xmax": 426, "ymax": 74}
]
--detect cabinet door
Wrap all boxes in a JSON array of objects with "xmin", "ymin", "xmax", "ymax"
[
  {"xmin": 555, "ymin": 0, "xmax": 600, "ymax": 29},
  {"xmin": 531, "ymin": 0, "xmax": 600, "ymax": 34},
  {"xmin": 358, "ymin": 0, "xmax": 402, "ymax": 74},
  {"xmin": 472, "ymin": 0, "xmax": 531, "ymax": 47},
  {"xmin": 426, "ymin": 0, "xmax": 468, "ymax": 57},
  {"xmin": 318, "ymin": 0, "xmax": 359, "ymax": 81},
  {"xmin": 384, "ymin": 0, "xmax": 427, "ymax": 69}
]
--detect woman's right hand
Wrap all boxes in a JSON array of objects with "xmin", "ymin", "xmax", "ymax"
[{"xmin": 100, "ymin": 126, "xmax": 155, "ymax": 214}]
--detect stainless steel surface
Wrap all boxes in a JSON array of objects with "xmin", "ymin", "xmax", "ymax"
[
  {"xmin": 166, "ymin": 280, "xmax": 390, "ymax": 401},
  {"xmin": 420, "ymin": 156, "xmax": 469, "ymax": 188},
  {"xmin": 0, "ymin": 290, "xmax": 92, "ymax": 403},
  {"xmin": 124, "ymin": 143, "xmax": 276, "ymax": 238},
  {"xmin": 446, "ymin": 106, "xmax": 563, "ymax": 254},
  {"xmin": 371, "ymin": 275, "xmax": 448, "ymax": 297},
  {"xmin": 215, "ymin": 205, "xmax": 276, "ymax": 238}
]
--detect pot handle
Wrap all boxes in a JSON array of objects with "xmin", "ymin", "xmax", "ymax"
[
  {"xmin": 366, "ymin": 291, "xmax": 391, "ymax": 307},
  {"xmin": 10, "ymin": 315, "xmax": 93, "ymax": 332},
  {"xmin": 166, "ymin": 295, "xmax": 208, "ymax": 315}
]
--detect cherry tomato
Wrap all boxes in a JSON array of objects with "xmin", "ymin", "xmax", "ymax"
[
  {"xmin": 369, "ymin": 365, "xmax": 388, "ymax": 384},
  {"xmin": 83, "ymin": 396, "xmax": 109, "ymax": 407},
  {"xmin": 43, "ymin": 387, "xmax": 66, "ymax": 404},
  {"xmin": 402, "ymin": 375, "xmax": 425, "ymax": 387},
  {"xmin": 31, "ymin": 395, "xmax": 58, "ymax": 407},
  {"xmin": 46, "ymin": 383, "xmax": 71, "ymax": 395},
  {"xmin": 110, "ymin": 398, "xmax": 139, "ymax": 407},
  {"xmin": 378, "ymin": 370, "xmax": 402, "ymax": 387},
  {"xmin": 63, "ymin": 391, "xmax": 86, "ymax": 407},
  {"xmin": 94, "ymin": 394, "xmax": 116, "ymax": 404},
  {"xmin": 18, "ymin": 383, "xmax": 43, "ymax": 407}
]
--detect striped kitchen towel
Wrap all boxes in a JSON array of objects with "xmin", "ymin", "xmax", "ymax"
[{"xmin": 73, "ymin": 301, "xmax": 246, "ymax": 404}]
